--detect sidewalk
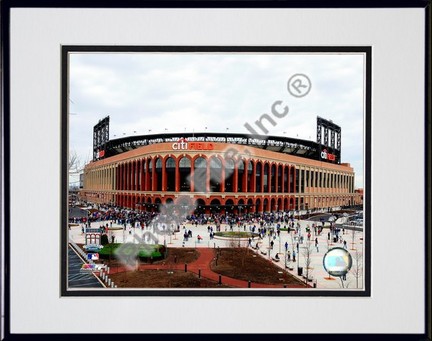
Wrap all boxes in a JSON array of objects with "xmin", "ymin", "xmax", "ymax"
[{"xmin": 68, "ymin": 217, "xmax": 364, "ymax": 290}]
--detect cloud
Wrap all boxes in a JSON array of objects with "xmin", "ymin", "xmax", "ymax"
[{"xmin": 69, "ymin": 52, "xmax": 365, "ymax": 189}]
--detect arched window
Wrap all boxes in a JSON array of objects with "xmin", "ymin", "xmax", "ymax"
[
  {"xmin": 195, "ymin": 198, "xmax": 206, "ymax": 214},
  {"xmin": 263, "ymin": 198, "xmax": 269, "ymax": 212},
  {"xmin": 155, "ymin": 157, "xmax": 162, "ymax": 191},
  {"xmin": 256, "ymin": 198, "xmax": 262, "ymax": 212},
  {"xmin": 237, "ymin": 160, "xmax": 245, "ymax": 192},
  {"xmin": 141, "ymin": 160, "xmax": 146, "ymax": 191},
  {"xmin": 255, "ymin": 162, "xmax": 262, "ymax": 192},
  {"xmin": 263, "ymin": 164, "xmax": 269, "ymax": 192},
  {"xmin": 277, "ymin": 165, "xmax": 283, "ymax": 193},
  {"xmin": 247, "ymin": 161, "xmax": 253, "ymax": 192},
  {"xmin": 210, "ymin": 199, "xmax": 221, "ymax": 213},
  {"xmin": 179, "ymin": 157, "xmax": 191, "ymax": 191},
  {"xmin": 148, "ymin": 158, "xmax": 153, "ymax": 191},
  {"xmin": 194, "ymin": 157, "xmax": 207, "ymax": 192},
  {"xmin": 224, "ymin": 158, "xmax": 235, "ymax": 192},
  {"xmin": 209, "ymin": 157, "xmax": 222, "ymax": 192},
  {"xmin": 165, "ymin": 157, "xmax": 176, "ymax": 191},
  {"xmin": 271, "ymin": 164, "xmax": 276, "ymax": 192}
]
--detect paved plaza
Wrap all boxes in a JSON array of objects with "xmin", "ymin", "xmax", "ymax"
[{"xmin": 68, "ymin": 215, "xmax": 364, "ymax": 290}]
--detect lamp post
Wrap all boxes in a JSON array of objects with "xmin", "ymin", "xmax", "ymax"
[{"xmin": 167, "ymin": 270, "xmax": 174, "ymax": 288}]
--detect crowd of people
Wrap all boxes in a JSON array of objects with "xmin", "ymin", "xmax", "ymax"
[
  {"xmin": 70, "ymin": 200, "xmax": 352, "ymax": 249},
  {"xmin": 70, "ymin": 201, "xmax": 308, "ymax": 232}
]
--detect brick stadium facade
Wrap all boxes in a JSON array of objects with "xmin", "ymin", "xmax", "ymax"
[{"xmin": 80, "ymin": 136, "xmax": 361, "ymax": 214}]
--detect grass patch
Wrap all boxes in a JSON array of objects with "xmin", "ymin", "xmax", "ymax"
[
  {"xmin": 98, "ymin": 243, "xmax": 166, "ymax": 261},
  {"xmin": 214, "ymin": 231, "xmax": 258, "ymax": 238}
]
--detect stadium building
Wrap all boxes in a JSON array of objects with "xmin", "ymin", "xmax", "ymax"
[{"xmin": 80, "ymin": 116, "xmax": 361, "ymax": 214}]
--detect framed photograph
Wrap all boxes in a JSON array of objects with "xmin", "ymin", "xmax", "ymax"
[
  {"xmin": 2, "ymin": 0, "xmax": 430, "ymax": 338},
  {"xmin": 63, "ymin": 46, "xmax": 370, "ymax": 297}
]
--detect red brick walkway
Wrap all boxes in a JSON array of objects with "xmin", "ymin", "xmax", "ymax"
[{"xmin": 106, "ymin": 247, "xmax": 308, "ymax": 288}]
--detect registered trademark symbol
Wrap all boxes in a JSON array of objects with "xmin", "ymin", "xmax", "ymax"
[{"xmin": 287, "ymin": 74, "xmax": 312, "ymax": 98}]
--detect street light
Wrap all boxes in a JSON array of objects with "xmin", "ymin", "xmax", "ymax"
[{"xmin": 167, "ymin": 270, "xmax": 174, "ymax": 288}]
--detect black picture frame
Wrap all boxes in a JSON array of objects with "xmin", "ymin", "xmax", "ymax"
[
  {"xmin": 60, "ymin": 44, "xmax": 372, "ymax": 298},
  {"xmin": 1, "ymin": 0, "xmax": 430, "ymax": 339}
]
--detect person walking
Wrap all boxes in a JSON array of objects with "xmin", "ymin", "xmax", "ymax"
[{"xmin": 315, "ymin": 237, "xmax": 319, "ymax": 252}]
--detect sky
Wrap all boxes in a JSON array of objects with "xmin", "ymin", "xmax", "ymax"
[{"xmin": 69, "ymin": 52, "xmax": 365, "ymax": 188}]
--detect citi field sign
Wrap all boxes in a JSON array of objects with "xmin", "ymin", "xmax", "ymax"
[
  {"xmin": 171, "ymin": 138, "xmax": 214, "ymax": 151},
  {"xmin": 320, "ymin": 149, "xmax": 336, "ymax": 161}
]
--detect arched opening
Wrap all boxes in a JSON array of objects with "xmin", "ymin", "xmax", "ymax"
[
  {"xmin": 271, "ymin": 164, "xmax": 276, "ymax": 192},
  {"xmin": 179, "ymin": 157, "xmax": 191, "ymax": 191},
  {"xmin": 237, "ymin": 160, "xmax": 245, "ymax": 192},
  {"xmin": 284, "ymin": 165, "xmax": 289, "ymax": 192},
  {"xmin": 209, "ymin": 157, "xmax": 222, "ymax": 192},
  {"xmin": 271, "ymin": 198, "xmax": 276, "ymax": 212},
  {"xmin": 153, "ymin": 157, "xmax": 161, "ymax": 191},
  {"xmin": 255, "ymin": 162, "xmax": 262, "ymax": 192},
  {"xmin": 247, "ymin": 161, "xmax": 253, "ymax": 192},
  {"xmin": 263, "ymin": 164, "xmax": 269, "ymax": 192},
  {"xmin": 225, "ymin": 199, "xmax": 235, "ymax": 214},
  {"xmin": 224, "ymin": 158, "xmax": 235, "ymax": 192},
  {"xmin": 194, "ymin": 198, "xmax": 206, "ymax": 215},
  {"xmin": 263, "ymin": 198, "xmax": 269, "ymax": 212},
  {"xmin": 238, "ymin": 198, "xmax": 245, "ymax": 215},
  {"xmin": 141, "ymin": 160, "xmax": 146, "ymax": 191},
  {"xmin": 148, "ymin": 158, "xmax": 153, "ymax": 191},
  {"xmin": 210, "ymin": 198, "xmax": 221, "ymax": 214},
  {"xmin": 277, "ymin": 165, "xmax": 283, "ymax": 192},
  {"xmin": 147, "ymin": 197, "xmax": 153, "ymax": 212},
  {"xmin": 289, "ymin": 167, "xmax": 295, "ymax": 192},
  {"xmin": 165, "ymin": 157, "xmax": 176, "ymax": 191},
  {"xmin": 194, "ymin": 157, "xmax": 207, "ymax": 192},
  {"xmin": 225, "ymin": 199, "xmax": 234, "ymax": 206},
  {"xmin": 256, "ymin": 198, "xmax": 262, "ymax": 212},
  {"xmin": 289, "ymin": 197, "xmax": 295, "ymax": 210},
  {"xmin": 247, "ymin": 198, "xmax": 254, "ymax": 212}
]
